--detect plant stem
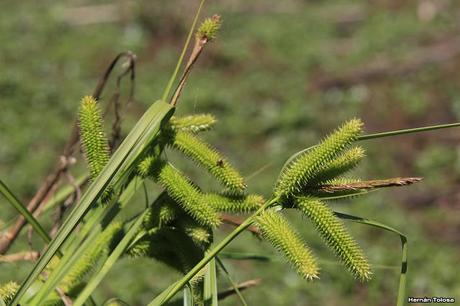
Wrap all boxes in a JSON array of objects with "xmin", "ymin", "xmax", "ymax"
[
  {"xmin": 170, "ymin": 35, "xmax": 206, "ymax": 106},
  {"xmin": 162, "ymin": 0, "xmax": 206, "ymax": 102},
  {"xmin": 149, "ymin": 199, "xmax": 277, "ymax": 305},
  {"xmin": 358, "ymin": 122, "xmax": 460, "ymax": 141}
]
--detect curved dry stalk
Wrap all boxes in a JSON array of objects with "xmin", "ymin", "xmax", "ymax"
[{"xmin": 306, "ymin": 177, "xmax": 423, "ymax": 193}]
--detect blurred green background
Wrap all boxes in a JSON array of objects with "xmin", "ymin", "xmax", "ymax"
[{"xmin": 1, "ymin": 0, "xmax": 460, "ymax": 305}]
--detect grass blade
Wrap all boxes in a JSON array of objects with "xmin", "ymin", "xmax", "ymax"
[
  {"xmin": 358, "ymin": 122, "xmax": 460, "ymax": 141},
  {"xmin": 279, "ymin": 122, "xmax": 460, "ymax": 177},
  {"xmin": 183, "ymin": 286, "xmax": 194, "ymax": 306},
  {"xmin": 29, "ymin": 170, "xmax": 149, "ymax": 304},
  {"xmin": 42, "ymin": 174, "xmax": 88, "ymax": 213},
  {"xmin": 10, "ymin": 101, "xmax": 173, "ymax": 305},
  {"xmin": 334, "ymin": 211, "xmax": 407, "ymax": 306},
  {"xmin": 203, "ymin": 258, "xmax": 218, "ymax": 306},
  {"xmin": 73, "ymin": 212, "xmax": 147, "ymax": 306},
  {"xmin": 0, "ymin": 179, "xmax": 51, "ymax": 245},
  {"xmin": 28, "ymin": 223, "xmax": 103, "ymax": 305},
  {"xmin": 148, "ymin": 200, "xmax": 275, "ymax": 306}
]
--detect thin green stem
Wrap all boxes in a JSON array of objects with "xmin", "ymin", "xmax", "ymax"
[
  {"xmin": 335, "ymin": 212, "xmax": 408, "ymax": 306},
  {"xmin": 279, "ymin": 121, "xmax": 460, "ymax": 177},
  {"xmin": 358, "ymin": 122, "xmax": 460, "ymax": 141},
  {"xmin": 161, "ymin": 0, "xmax": 206, "ymax": 102},
  {"xmin": 149, "ymin": 198, "xmax": 277, "ymax": 305},
  {"xmin": 216, "ymin": 257, "xmax": 248, "ymax": 306}
]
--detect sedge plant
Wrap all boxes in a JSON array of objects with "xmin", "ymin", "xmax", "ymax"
[{"xmin": 1, "ymin": 2, "xmax": 460, "ymax": 306}]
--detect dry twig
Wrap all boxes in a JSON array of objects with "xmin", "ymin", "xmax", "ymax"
[
  {"xmin": 221, "ymin": 213, "xmax": 261, "ymax": 238},
  {"xmin": 308, "ymin": 177, "xmax": 422, "ymax": 193},
  {"xmin": 217, "ymin": 278, "xmax": 262, "ymax": 301},
  {"xmin": 0, "ymin": 52, "xmax": 136, "ymax": 254},
  {"xmin": 0, "ymin": 251, "xmax": 40, "ymax": 263}
]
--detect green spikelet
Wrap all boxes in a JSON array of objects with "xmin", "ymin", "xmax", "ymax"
[
  {"xmin": 176, "ymin": 218, "xmax": 213, "ymax": 247},
  {"xmin": 103, "ymin": 299, "xmax": 129, "ymax": 306},
  {"xmin": 127, "ymin": 232, "xmax": 155, "ymax": 258},
  {"xmin": 255, "ymin": 210, "xmax": 319, "ymax": 280},
  {"xmin": 190, "ymin": 280, "xmax": 205, "ymax": 306},
  {"xmin": 142, "ymin": 159, "xmax": 221, "ymax": 228},
  {"xmin": 202, "ymin": 192, "xmax": 264, "ymax": 213},
  {"xmin": 130, "ymin": 228, "xmax": 205, "ymax": 274},
  {"xmin": 137, "ymin": 155, "xmax": 156, "ymax": 178},
  {"xmin": 275, "ymin": 119, "xmax": 363, "ymax": 197},
  {"xmin": 197, "ymin": 15, "xmax": 222, "ymax": 41},
  {"xmin": 296, "ymin": 198, "xmax": 372, "ymax": 281},
  {"xmin": 168, "ymin": 130, "xmax": 246, "ymax": 192},
  {"xmin": 78, "ymin": 96, "xmax": 110, "ymax": 180},
  {"xmin": 142, "ymin": 192, "xmax": 180, "ymax": 228},
  {"xmin": 169, "ymin": 114, "xmax": 217, "ymax": 133},
  {"xmin": 309, "ymin": 147, "xmax": 365, "ymax": 186},
  {"xmin": 0, "ymin": 281, "xmax": 19, "ymax": 304},
  {"xmin": 61, "ymin": 222, "xmax": 122, "ymax": 291},
  {"xmin": 162, "ymin": 229, "xmax": 205, "ymax": 274}
]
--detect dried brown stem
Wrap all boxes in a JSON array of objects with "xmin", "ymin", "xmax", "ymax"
[
  {"xmin": 170, "ymin": 15, "xmax": 221, "ymax": 106},
  {"xmin": 217, "ymin": 278, "xmax": 262, "ymax": 301},
  {"xmin": 0, "ymin": 251, "xmax": 40, "ymax": 262},
  {"xmin": 221, "ymin": 214, "xmax": 261, "ymax": 238},
  {"xmin": 170, "ymin": 36, "xmax": 208, "ymax": 106},
  {"xmin": 107, "ymin": 52, "xmax": 136, "ymax": 150},
  {"xmin": 0, "ymin": 52, "xmax": 136, "ymax": 254},
  {"xmin": 55, "ymin": 287, "xmax": 73, "ymax": 306},
  {"xmin": 308, "ymin": 177, "xmax": 422, "ymax": 193}
]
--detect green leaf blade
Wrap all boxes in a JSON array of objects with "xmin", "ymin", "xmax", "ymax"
[{"xmin": 10, "ymin": 100, "xmax": 173, "ymax": 306}]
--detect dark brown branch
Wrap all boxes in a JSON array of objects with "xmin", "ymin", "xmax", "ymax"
[{"xmin": 217, "ymin": 278, "xmax": 262, "ymax": 301}]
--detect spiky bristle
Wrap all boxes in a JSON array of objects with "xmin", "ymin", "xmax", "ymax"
[
  {"xmin": 142, "ymin": 192, "xmax": 180, "ymax": 228},
  {"xmin": 167, "ymin": 130, "xmax": 247, "ymax": 192},
  {"xmin": 309, "ymin": 147, "xmax": 365, "ymax": 186},
  {"xmin": 169, "ymin": 114, "xmax": 217, "ymax": 133},
  {"xmin": 197, "ymin": 15, "xmax": 222, "ymax": 41},
  {"xmin": 78, "ymin": 96, "xmax": 110, "ymax": 180},
  {"xmin": 0, "ymin": 281, "xmax": 19, "ymax": 304},
  {"xmin": 275, "ymin": 119, "xmax": 363, "ymax": 197},
  {"xmin": 202, "ymin": 192, "xmax": 264, "ymax": 213},
  {"xmin": 296, "ymin": 197, "xmax": 372, "ymax": 281},
  {"xmin": 255, "ymin": 210, "xmax": 319, "ymax": 280},
  {"xmin": 177, "ymin": 218, "xmax": 213, "ymax": 247},
  {"xmin": 78, "ymin": 95, "xmax": 112, "ymax": 201},
  {"xmin": 147, "ymin": 160, "xmax": 221, "ymax": 228}
]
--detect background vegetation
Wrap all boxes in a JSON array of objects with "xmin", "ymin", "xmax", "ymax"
[{"xmin": 1, "ymin": 1, "xmax": 459, "ymax": 305}]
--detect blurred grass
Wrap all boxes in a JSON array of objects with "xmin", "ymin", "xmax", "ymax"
[{"xmin": 1, "ymin": 0, "xmax": 460, "ymax": 305}]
